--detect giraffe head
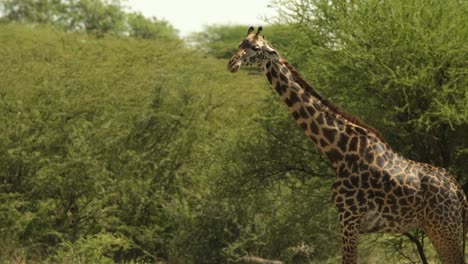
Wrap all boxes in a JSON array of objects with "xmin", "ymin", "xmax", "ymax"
[{"xmin": 227, "ymin": 26, "xmax": 279, "ymax": 73}]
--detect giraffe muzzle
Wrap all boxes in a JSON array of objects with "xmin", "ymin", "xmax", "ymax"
[{"xmin": 228, "ymin": 57, "xmax": 241, "ymax": 73}]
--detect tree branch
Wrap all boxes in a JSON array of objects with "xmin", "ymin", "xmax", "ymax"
[{"xmin": 403, "ymin": 232, "xmax": 428, "ymax": 264}]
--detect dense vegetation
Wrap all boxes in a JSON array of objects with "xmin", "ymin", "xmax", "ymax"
[
  {"xmin": 0, "ymin": 0, "xmax": 179, "ymax": 38},
  {"xmin": 0, "ymin": 0, "xmax": 466, "ymax": 263}
]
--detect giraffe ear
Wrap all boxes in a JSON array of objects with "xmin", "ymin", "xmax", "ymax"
[{"xmin": 247, "ymin": 26, "xmax": 254, "ymax": 35}]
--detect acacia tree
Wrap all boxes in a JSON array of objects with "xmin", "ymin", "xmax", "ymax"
[
  {"xmin": 127, "ymin": 12, "xmax": 178, "ymax": 39},
  {"xmin": 61, "ymin": 0, "xmax": 126, "ymax": 34},
  {"xmin": 0, "ymin": 0, "xmax": 178, "ymax": 38},
  {"xmin": 0, "ymin": 0, "xmax": 63, "ymax": 23}
]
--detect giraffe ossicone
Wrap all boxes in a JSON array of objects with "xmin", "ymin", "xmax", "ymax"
[{"xmin": 228, "ymin": 26, "xmax": 468, "ymax": 264}]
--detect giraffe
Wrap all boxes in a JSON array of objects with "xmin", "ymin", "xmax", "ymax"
[{"xmin": 227, "ymin": 26, "xmax": 468, "ymax": 264}]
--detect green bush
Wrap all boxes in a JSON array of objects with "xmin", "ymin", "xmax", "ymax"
[
  {"xmin": 51, "ymin": 233, "xmax": 131, "ymax": 264},
  {"xmin": 0, "ymin": 24, "xmax": 266, "ymax": 262}
]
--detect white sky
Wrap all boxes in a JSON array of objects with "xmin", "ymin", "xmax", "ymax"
[{"xmin": 125, "ymin": 0, "xmax": 277, "ymax": 36}]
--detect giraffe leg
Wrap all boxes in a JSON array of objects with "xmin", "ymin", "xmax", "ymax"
[
  {"xmin": 339, "ymin": 214, "xmax": 360, "ymax": 264},
  {"xmin": 422, "ymin": 224, "xmax": 465, "ymax": 264}
]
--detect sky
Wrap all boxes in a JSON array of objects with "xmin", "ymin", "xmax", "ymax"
[{"xmin": 126, "ymin": 0, "xmax": 278, "ymax": 37}]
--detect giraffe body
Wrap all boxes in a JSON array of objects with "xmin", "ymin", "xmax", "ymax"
[{"xmin": 227, "ymin": 27, "xmax": 467, "ymax": 264}]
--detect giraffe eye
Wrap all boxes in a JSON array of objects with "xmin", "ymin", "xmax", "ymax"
[{"xmin": 252, "ymin": 46, "xmax": 260, "ymax": 51}]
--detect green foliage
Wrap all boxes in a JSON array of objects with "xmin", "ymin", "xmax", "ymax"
[
  {"xmin": 51, "ymin": 232, "xmax": 131, "ymax": 263},
  {"xmin": 0, "ymin": 23, "xmax": 268, "ymax": 263},
  {"xmin": 0, "ymin": 0, "xmax": 63, "ymax": 24},
  {"xmin": 127, "ymin": 12, "xmax": 178, "ymax": 40},
  {"xmin": 190, "ymin": 24, "xmax": 302, "ymax": 59},
  {"xmin": 209, "ymin": 96, "xmax": 341, "ymax": 262},
  {"xmin": 0, "ymin": 0, "xmax": 179, "ymax": 38},
  {"xmin": 189, "ymin": 25, "xmax": 248, "ymax": 59},
  {"xmin": 63, "ymin": 0, "xmax": 127, "ymax": 34}
]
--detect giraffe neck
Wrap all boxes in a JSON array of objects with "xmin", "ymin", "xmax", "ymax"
[{"xmin": 261, "ymin": 57, "xmax": 384, "ymax": 168}]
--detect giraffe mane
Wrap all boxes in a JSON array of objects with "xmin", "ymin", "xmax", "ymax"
[{"xmin": 279, "ymin": 58, "xmax": 385, "ymax": 142}]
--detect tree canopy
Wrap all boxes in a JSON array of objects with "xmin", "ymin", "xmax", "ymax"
[{"xmin": 0, "ymin": 0, "xmax": 178, "ymax": 38}]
